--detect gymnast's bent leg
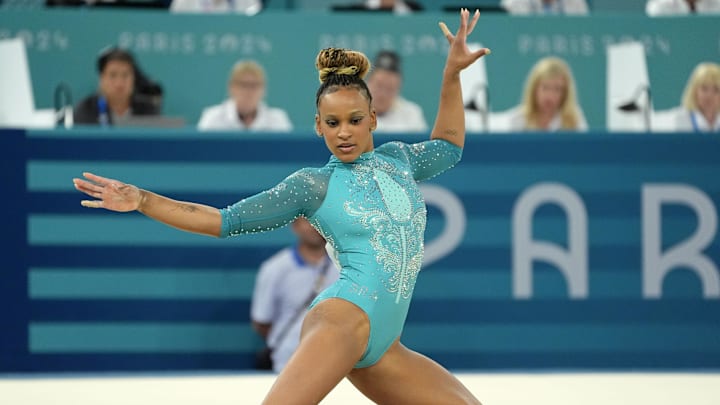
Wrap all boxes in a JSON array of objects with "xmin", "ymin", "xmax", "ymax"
[{"xmin": 260, "ymin": 298, "xmax": 370, "ymax": 405}]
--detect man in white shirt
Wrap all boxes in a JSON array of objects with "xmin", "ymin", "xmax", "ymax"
[
  {"xmin": 646, "ymin": 0, "xmax": 720, "ymax": 15},
  {"xmin": 501, "ymin": 0, "xmax": 589, "ymax": 15},
  {"xmin": 250, "ymin": 218, "xmax": 339, "ymax": 373},
  {"xmin": 366, "ymin": 50, "xmax": 428, "ymax": 133},
  {"xmin": 197, "ymin": 60, "xmax": 293, "ymax": 131}
]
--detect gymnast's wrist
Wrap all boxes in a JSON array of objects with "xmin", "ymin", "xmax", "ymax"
[{"xmin": 137, "ymin": 189, "xmax": 149, "ymax": 213}]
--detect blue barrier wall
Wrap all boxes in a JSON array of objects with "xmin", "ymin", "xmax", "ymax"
[
  {"xmin": 1, "ymin": 10, "xmax": 719, "ymax": 130},
  {"xmin": 1, "ymin": 128, "xmax": 719, "ymax": 372}
]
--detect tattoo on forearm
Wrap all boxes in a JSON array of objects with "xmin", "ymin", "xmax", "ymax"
[
  {"xmin": 443, "ymin": 129, "xmax": 459, "ymax": 138},
  {"xmin": 174, "ymin": 204, "xmax": 199, "ymax": 213}
]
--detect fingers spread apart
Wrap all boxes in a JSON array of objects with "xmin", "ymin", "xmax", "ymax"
[
  {"xmin": 439, "ymin": 21, "xmax": 452, "ymax": 39},
  {"xmin": 439, "ymin": 9, "xmax": 480, "ymax": 42}
]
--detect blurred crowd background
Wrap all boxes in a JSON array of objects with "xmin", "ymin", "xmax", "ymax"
[{"xmin": 1, "ymin": 0, "xmax": 718, "ymax": 134}]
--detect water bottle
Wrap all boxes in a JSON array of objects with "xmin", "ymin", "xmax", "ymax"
[{"xmin": 97, "ymin": 96, "xmax": 110, "ymax": 127}]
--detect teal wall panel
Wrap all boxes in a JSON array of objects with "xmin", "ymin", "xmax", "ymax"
[{"xmin": 2, "ymin": 128, "xmax": 719, "ymax": 372}]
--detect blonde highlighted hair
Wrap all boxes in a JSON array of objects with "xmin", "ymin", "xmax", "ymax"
[
  {"xmin": 521, "ymin": 57, "xmax": 582, "ymax": 130},
  {"xmin": 315, "ymin": 48, "xmax": 371, "ymax": 83},
  {"xmin": 315, "ymin": 48, "xmax": 373, "ymax": 108},
  {"xmin": 681, "ymin": 62, "xmax": 720, "ymax": 112}
]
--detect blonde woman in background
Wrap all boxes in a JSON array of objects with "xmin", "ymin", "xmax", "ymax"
[
  {"xmin": 198, "ymin": 60, "xmax": 293, "ymax": 131},
  {"xmin": 506, "ymin": 56, "xmax": 588, "ymax": 132},
  {"xmin": 672, "ymin": 62, "xmax": 720, "ymax": 132}
]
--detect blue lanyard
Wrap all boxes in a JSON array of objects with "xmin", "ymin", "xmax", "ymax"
[
  {"xmin": 690, "ymin": 111, "xmax": 700, "ymax": 132},
  {"xmin": 690, "ymin": 111, "xmax": 720, "ymax": 133}
]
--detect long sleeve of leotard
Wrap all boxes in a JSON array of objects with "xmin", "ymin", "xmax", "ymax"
[
  {"xmin": 219, "ymin": 167, "xmax": 330, "ymax": 237},
  {"xmin": 377, "ymin": 139, "xmax": 463, "ymax": 182}
]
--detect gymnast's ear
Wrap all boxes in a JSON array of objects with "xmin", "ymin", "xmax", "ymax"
[{"xmin": 315, "ymin": 114, "xmax": 322, "ymax": 137}]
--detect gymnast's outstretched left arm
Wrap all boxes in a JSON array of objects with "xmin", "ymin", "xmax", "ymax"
[{"xmin": 431, "ymin": 8, "xmax": 490, "ymax": 149}]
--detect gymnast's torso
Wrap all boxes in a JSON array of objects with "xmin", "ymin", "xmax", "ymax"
[{"xmin": 221, "ymin": 139, "xmax": 462, "ymax": 367}]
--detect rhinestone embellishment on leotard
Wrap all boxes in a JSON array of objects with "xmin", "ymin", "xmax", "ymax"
[{"xmin": 344, "ymin": 159, "xmax": 425, "ymax": 303}]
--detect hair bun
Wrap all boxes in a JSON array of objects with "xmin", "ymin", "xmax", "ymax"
[{"xmin": 316, "ymin": 48, "xmax": 370, "ymax": 83}]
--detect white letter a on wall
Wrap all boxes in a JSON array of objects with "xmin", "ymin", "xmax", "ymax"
[{"xmin": 512, "ymin": 183, "xmax": 588, "ymax": 299}]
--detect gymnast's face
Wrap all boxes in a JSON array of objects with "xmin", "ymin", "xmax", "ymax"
[{"xmin": 315, "ymin": 87, "xmax": 377, "ymax": 163}]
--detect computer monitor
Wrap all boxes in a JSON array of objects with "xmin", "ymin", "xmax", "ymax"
[
  {"xmin": 0, "ymin": 38, "xmax": 36, "ymax": 126},
  {"xmin": 0, "ymin": 38, "xmax": 55, "ymax": 128}
]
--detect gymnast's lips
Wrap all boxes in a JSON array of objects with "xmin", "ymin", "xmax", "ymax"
[{"xmin": 337, "ymin": 143, "xmax": 355, "ymax": 153}]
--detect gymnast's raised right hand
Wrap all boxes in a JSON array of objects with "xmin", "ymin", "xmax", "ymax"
[{"xmin": 73, "ymin": 172, "xmax": 142, "ymax": 212}]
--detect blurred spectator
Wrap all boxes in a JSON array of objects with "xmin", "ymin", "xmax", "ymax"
[
  {"xmin": 332, "ymin": 0, "xmax": 423, "ymax": 14},
  {"xmin": 74, "ymin": 47, "xmax": 161, "ymax": 126},
  {"xmin": 506, "ymin": 56, "xmax": 588, "ymax": 132},
  {"xmin": 197, "ymin": 60, "xmax": 292, "ymax": 131},
  {"xmin": 660, "ymin": 62, "xmax": 720, "ymax": 132},
  {"xmin": 646, "ymin": 0, "xmax": 720, "ymax": 15},
  {"xmin": 170, "ymin": 0, "xmax": 262, "ymax": 14},
  {"xmin": 366, "ymin": 50, "xmax": 428, "ymax": 133},
  {"xmin": 501, "ymin": 0, "xmax": 589, "ymax": 15},
  {"xmin": 251, "ymin": 217, "xmax": 340, "ymax": 373}
]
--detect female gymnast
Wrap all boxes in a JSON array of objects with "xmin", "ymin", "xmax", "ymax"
[{"xmin": 74, "ymin": 9, "xmax": 489, "ymax": 404}]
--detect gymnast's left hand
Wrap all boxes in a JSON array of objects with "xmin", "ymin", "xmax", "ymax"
[
  {"xmin": 73, "ymin": 172, "xmax": 143, "ymax": 212},
  {"xmin": 439, "ymin": 8, "xmax": 490, "ymax": 74}
]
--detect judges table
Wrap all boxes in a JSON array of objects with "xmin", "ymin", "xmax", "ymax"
[
  {"xmin": 1, "ymin": 128, "xmax": 719, "ymax": 375},
  {"xmin": 1, "ymin": 9, "xmax": 719, "ymax": 130}
]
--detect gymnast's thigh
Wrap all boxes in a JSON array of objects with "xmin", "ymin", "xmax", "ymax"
[
  {"xmin": 351, "ymin": 315, "xmax": 398, "ymax": 368},
  {"xmin": 309, "ymin": 285, "xmax": 402, "ymax": 369},
  {"xmin": 302, "ymin": 296, "xmax": 370, "ymax": 340},
  {"xmin": 347, "ymin": 340, "xmax": 482, "ymax": 405}
]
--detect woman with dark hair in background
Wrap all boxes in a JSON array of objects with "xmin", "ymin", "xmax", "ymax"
[{"xmin": 74, "ymin": 47, "xmax": 161, "ymax": 126}]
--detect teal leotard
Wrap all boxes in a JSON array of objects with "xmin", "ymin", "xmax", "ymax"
[{"xmin": 220, "ymin": 140, "xmax": 462, "ymax": 367}]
